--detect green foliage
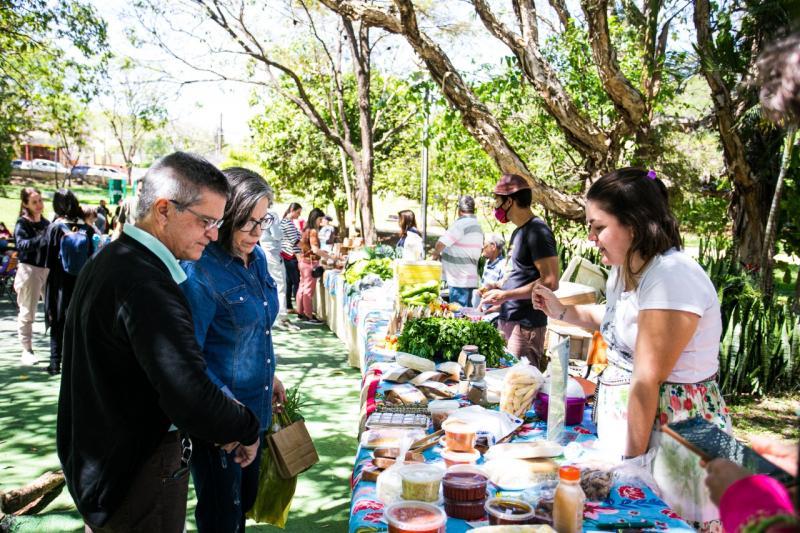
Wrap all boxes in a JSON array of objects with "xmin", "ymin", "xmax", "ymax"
[
  {"xmin": 0, "ymin": 0, "xmax": 108, "ymax": 184},
  {"xmin": 343, "ymin": 258, "xmax": 393, "ymax": 285},
  {"xmin": 698, "ymin": 240, "xmax": 800, "ymax": 395},
  {"xmin": 397, "ymin": 317, "xmax": 506, "ymax": 368}
]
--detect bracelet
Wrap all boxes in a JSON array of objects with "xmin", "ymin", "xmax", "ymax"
[{"xmin": 557, "ymin": 307, "xmax": 567, "ymax": 321}]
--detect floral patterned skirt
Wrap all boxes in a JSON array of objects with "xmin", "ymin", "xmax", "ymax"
[{"xmin": 595, "ymin": 370, "xmax": 732, "ymax": 531}]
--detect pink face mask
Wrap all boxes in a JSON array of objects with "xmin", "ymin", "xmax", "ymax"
[{"xmin": 494, "ymin": 201, "xmax": 510, "ymax": 224}]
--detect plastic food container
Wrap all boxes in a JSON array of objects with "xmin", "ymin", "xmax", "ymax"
[
  {"xmin": 533, "ymin": 392, "xmax": 586, "ymax": 426},
  {"xmin": 428, "ymin": 400, "xmax": 460, "ymax": 430},
  {"xmin": 385, "ymin": 501, "xmax": 447, "ymax": 533},
  {"xmin": 485, "ymin": 497, "xmax": 536, "ymax": 525},
  {"xmin": 441, "ymin": 447, "xmax": 480, "ymax": 468},
  {"xmin": 442, "ymin": 467, "xmax": 489, "ymax": 501},
  {"xmin": 441, "ymin": 419, "xmax": 478, "ymax": 452},
  {"xmin": 399, "ymin": 464, "xmax": 444, "ymax": 503},
  {"xmin": 444, "ymin": 497, "xmax": 487, "ymax": 520}
]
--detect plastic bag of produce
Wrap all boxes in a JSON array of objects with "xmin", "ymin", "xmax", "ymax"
[{"xmin": 246, "ymin": 435, "xmax": 297, "ymax": 528}]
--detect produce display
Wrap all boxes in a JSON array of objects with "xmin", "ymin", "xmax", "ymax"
[
  {"xmin": 397, "ymin": 317, "xmax": 506, "ymax": 367},
  {"xmin": 399, "ymin": 280, "xmax": 439, "ymax": 306},
  {"xmin": 344, "ymin": 257, "xmax": 393, "ymax": 285}
]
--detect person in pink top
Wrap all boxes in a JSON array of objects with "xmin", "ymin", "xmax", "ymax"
[{"xmin": 705, "ymin": 437, "xmax": 798, "ymax": 532}]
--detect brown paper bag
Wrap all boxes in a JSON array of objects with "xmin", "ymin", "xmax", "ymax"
[{"xmin": 266, "ymin": 420, "xmax": 319, "ymax": 479}]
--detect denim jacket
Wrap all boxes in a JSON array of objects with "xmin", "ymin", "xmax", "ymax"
[{"xmin": 181, "ymin": 242, "xmax": 279, "ymax": 431}]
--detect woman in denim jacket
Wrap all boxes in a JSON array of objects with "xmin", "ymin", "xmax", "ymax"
[{"xmin": 181, "ymin": 167, "xmax": 285, "ymax": 532}]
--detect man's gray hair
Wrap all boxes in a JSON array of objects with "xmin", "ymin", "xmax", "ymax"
[
  {"xmin": 136, "ymin": 152, "xmax": 229, "ymax": 222},
  {"xmin": 485, "ymin": 232, "xmax": 505, "ymax": 255},
  {"xmin": 458, "ymin": 195, "xmax": 475, "ymax": 214}
]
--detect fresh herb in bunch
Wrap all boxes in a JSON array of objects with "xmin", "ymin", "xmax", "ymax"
[
  {"xmin": 397, "ymin": 317, "xmax": 506, "ymax": 367},
  {"xmin": 272, "ymin": 385, "xmax": 308, "ymax": 432}
]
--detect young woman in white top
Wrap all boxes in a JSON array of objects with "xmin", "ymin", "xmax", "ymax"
[{"xmin": 533, "ymin": 167, "xmax": 730, "ymax": 531}]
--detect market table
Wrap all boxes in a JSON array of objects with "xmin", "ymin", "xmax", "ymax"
[
  {"xmin": 313, "ymin": 269, "xmax": 694, "ymax": 532},
  {"xmin": 349, "ymin": 380, "xmax": 695, "ymax": 533}
]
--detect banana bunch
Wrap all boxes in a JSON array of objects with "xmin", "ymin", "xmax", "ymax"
[{"xmin": 500, "ymin": 362, "xmax": 544, "ymax": 418}]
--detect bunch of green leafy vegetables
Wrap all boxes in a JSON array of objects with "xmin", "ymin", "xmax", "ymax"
[
  {"xmin": 344, "ymin": 257, "xmax": 394, "ymax": 285},
  {"xmin": 397, "ymin": 317, "xmax": 506, "ymax": 367}
]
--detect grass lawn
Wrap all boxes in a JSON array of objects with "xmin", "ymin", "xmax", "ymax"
[{"xmin": 0, "ymin": 302, "xmax": 361, "ymax": 532}]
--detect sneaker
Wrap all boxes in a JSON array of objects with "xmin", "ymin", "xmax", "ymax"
[
  {"xmin": 20, "ymin": 351, "xmax": 39, "ymax": 365},
  {"xmin": 45, "ymin": 363, "xmax": 61, "ymax": 376},
  {"xmin": 284, "ymin": 321, "xmax": 301, "ymax": 332}
]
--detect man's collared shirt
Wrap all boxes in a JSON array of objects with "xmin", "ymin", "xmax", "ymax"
[
  {"xmin": 124, "ymin": 223, "xmax": 186, "ymax": 284},
  {"xmin": 481, "ymin": 255, "xmax": 506, "ymax": 287}
]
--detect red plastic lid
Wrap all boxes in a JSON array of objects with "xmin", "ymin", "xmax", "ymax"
[{"xmin": 559, "ymin": 466, "xmax": 581, "ymax": 481}]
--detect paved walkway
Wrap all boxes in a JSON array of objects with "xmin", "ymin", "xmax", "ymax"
[{"xmin": 0, "ymin": 301, "xmax": 361, "ymax": 532}]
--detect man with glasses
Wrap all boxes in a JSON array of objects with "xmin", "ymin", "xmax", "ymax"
[{"xmin": 57, "ymin": 152, "xmax": 261, "ymax": 533}]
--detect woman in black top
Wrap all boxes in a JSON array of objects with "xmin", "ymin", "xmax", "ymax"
[
  {"xmin": 43, "ymin": 189, "xmax": 86, "ymax": 375},
  {"xmin": 13, "ymin": 187, "xmax": 51, "ymax": 365}
]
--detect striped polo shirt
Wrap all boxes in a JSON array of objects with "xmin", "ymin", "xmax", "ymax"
[
  {"xmin": 438, "ymin": 215, "xmax": 483, "ymax": 288},
  {"xmin": 280, "ymin": 218, "xmax": 302, "ymax": 256}
]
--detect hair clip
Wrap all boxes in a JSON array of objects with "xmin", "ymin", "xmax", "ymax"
[{"xmin": 646, "ymin": 170, "xmax": 657, "ymax": 180}]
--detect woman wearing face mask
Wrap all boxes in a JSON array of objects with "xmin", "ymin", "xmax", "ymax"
[
  {"xmin": 480, "ymin": 174, "xmax": 559, "ymax": 369},
  {"xmin": 13, "ymin": 187, "xmax": 50, "ymax": 366},
  {"xmin": 532, "ymin": 168, "xmax": 730, "ymax": 531}
]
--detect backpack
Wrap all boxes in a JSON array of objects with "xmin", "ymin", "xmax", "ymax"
[{"xmin": 59, "ymin": 222, "xmax": 95, "ymax": 275}]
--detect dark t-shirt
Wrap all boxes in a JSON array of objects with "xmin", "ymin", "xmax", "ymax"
[{"xmin": 499, "ymin": 216, "xmax": 557, "ymax": 328}]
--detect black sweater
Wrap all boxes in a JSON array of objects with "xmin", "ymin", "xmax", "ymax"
[
  {"xmin": 13, "ymin": 215, "xmax": 50, "ymax": 266},
  {"xmin": 57, "ymin": 233, "xmax": 260, "ymax": 526}
]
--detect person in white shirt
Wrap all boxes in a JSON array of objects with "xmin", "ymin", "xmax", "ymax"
[
  {"xmin": 533, "ymin": 167, "xmax": 730, "ymax": 530},
  {"xmin": 396, "ymin": 210, "xmax": 424, "ymax": 260},
  {"xmin": 432, "ymin": 196, "xmax": 483, "ymax": 307},
  {"xmin": 260, "ymin": 208, "xmax": 299, "ymax": 331}
]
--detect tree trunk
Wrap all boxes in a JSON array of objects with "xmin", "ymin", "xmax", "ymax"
[
  {"xmin": 355, "ymin": 166, "xmax": 377, "ymax": 244},
  {"xmin": 338, "ymin": 146, "xmax": 357, "ymax": 238},
  {"xmin": 760, "ymin": 126, "xmax": 797, "ymax": 300},
  {"xmin": 694, "ymin": 0, "xmax": 764, "ymax": 265},
  {"xmin": 321, "ymin": 0, "xmax": 585, "ymax": 219}
]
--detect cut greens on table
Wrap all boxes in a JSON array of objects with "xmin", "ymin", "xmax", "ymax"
[
  {"xmin": 397, "ymin": 317, "xmax": 506, "ymax": 368},
  {"xmin": 344, "ymin": 258, "xmax": 393, "ymax": 285}
]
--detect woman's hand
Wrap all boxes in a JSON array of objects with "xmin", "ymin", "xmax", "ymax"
[
  {"xmin": 272, "ymin": 376, "xmax": 286, "ymax": 413},
  {"xmin": 704, "ymin": 458, "xmax": 751, "ymax": 506},
  {"xmin": 532, "ymin": 283, "xmax": 565, "ymax": 318},
  {"xmin": 750, "ymin": 436, "xmax": 799, "ymax": 476}
]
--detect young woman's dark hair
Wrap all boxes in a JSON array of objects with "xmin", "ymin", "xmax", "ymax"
[
  {"xmin": 586, "ymin": 167, "xmax": 682, "ymax": 289},
  {"xmin": 52, "ymin": 189, "xmax": 83, "ymax": 220},
  {"xmin": 19, "ymin": 187, "xmax": 42, "ymax": 217},
  {"xmin": 218, "ymin": 167, "xmax": 272, "ymax": 255},
  {"xmin": 306, "ymin": 208, "xmax": 325, "ymax": 234},
  {"xmin": 397, "ymin": 210, "xmax": 418, "ymax": 238},
  {"xmin": 283, "ymin": 202, "xmax": 302, "ymax": 219}
]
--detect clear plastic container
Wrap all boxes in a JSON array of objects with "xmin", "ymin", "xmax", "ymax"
[
  {"xmin": 485, "ymin": 497, "xmax": 536, "ymax": 525},
  {"xmin": 440, "ymin": 447, "xmax": 480, "ymax": 468},
  {"xmin": 441, "ymin": 419, "xmax": 477, "ymax": 452},
  {"xmin": 385, "ymin": 501, "xmax": 447, "ymax": 533},
  {"xmin": 444, "ymin": 497, "xmax": 487, "ymax": 520},
  {"xmin": 428, "ymin": 400, "xmax": 460, "ymax": 430},
  {"xmin": 399, "ymin": 463, "xmax": 444, "ymax": 503},
  {"xmin": 442, "ymin": 466, "xmax": 489, "ymax": 501}
]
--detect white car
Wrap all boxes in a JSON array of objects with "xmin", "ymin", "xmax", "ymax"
[
  {"xmin": 31, "ymin": 159, "xmax": 69, "ymax": 174},
  {"xmin": 89, "ymin": 166, "xmax": 125, "ymax": 180}
]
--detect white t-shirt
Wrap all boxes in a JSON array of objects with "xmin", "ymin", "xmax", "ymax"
[{"xmin": 600, "ymin": 249, "xmax": 721, "ymax": 383}]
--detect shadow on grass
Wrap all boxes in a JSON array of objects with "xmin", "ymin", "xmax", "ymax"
[{"xmin": 0, "ymin": 302, "xmax": 362, "ymax": 533}]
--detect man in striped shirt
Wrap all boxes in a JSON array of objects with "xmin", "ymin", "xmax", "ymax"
[{"xmin": 432, "ymin": 195, "xmax": 484, "ymax": 307}]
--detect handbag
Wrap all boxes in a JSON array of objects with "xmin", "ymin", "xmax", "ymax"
[
  {"xmin": 266, "ymin": 418, "xmax": 319, "ymax": 479},
  {"xmin": 311, "ymin": 265, "xmax": 324, "ymax": 278}
]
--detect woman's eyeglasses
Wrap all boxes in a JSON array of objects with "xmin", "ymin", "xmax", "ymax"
[{"xmin": 240, "ymin": 213, "xmax": 276, "ymax": 233}]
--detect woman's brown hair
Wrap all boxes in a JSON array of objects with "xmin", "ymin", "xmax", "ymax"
[
  {"xmin": 586, "ymin": 167, "xmax": 682, "ymax": 290},
  {"xmin": 397, "ymin": 210, "xmax": 417, "ymax": 238},
  {"xmin": 19, "ymin": 187, "xmax": 41, "ymax": 217}
]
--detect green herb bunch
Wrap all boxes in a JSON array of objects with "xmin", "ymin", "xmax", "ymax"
[
  {"xmin": 397, "ymin": 317, "xmax": 507, "ymax": 367},
  {"xmin": 272, "ymin": 385, "xmax": 309, "ymax": 432}
]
